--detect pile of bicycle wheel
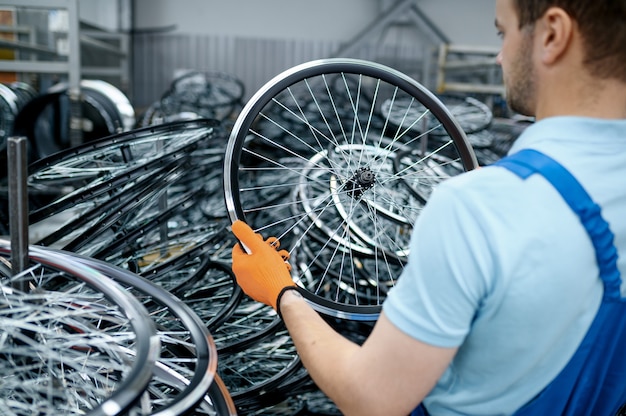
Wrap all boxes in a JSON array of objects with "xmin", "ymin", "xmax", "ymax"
[{"xmin": 0, "ymin": 59, "xmax": 522, "ymax": 415}]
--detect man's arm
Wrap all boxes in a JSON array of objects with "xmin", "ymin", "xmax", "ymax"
[
  {"xmin": 230, "ymin": 220, "xmax": 457, "ymax": 414},
  {"xmin": 279, "ymin": 289, "xmax": 458, "ymax": 416}
]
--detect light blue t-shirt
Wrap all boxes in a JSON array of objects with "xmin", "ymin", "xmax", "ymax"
[{"xmin": 382, "ymin": 116, "xmax": 626, "ymax": 415}]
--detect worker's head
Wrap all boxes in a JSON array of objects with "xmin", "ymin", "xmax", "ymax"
[
  {"xmin": 495, "ymin": 0, "xmax": 626, "ymax": 117},
  {"xmin": 513, "ymin": 0, "xmax": 626, "ymax": 82}
]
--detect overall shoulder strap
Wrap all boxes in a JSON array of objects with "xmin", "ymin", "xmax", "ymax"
[
  {"xmin": 494, "ymin": 149, "xmax": 622, "ymax": 299},
  {"xmin": 496, "ymin": 150, "xmax": 626, "ymax": 416}
]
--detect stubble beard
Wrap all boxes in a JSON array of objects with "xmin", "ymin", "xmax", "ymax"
[{"xmin": 505, "ymin": 33, "xmax": 536, "ymax": 117}]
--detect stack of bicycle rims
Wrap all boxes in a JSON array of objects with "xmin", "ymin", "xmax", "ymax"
[
  {"xmin": 0, "ymin": 241, "xmax": 238, "ymax": 416},
  {"xmin": 0, "ymin": 241, "xmax": 160, "ymax": 415},
  {"xmin": 9, "ymin": 80, "xmax": 136, "ymax": 164},
  {"xmin": 138, "ymin": 70, "xmax": 245, "ymax": 129},
  {"xmin": 0, "ymin": 119, "xmax": 224, "ymax": 244}
]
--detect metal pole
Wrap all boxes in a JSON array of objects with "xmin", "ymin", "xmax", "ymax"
[
  {"xmin": 8, "ymin": 136, "xmax": 29, "ymax": 288},
  {"xmin": 67, "ymin": 0, "xmax": 83, "ymax": 148}
]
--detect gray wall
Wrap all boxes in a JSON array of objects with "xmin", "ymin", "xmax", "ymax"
[
  {"xmin": 133, "ymin": 0, "xmax": 499, "ymax": 46},
  {"xmin": 82, "ymin": 0, "xmax": 501, "ymax": 110},
  {"xmin": 79, "ymin": 0, "xmax": 131, "ymax": 32}
]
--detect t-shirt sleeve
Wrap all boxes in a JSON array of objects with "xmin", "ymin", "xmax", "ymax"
[{"xmin": 382, "ymin": 178, "xmax": 496, "ymax": 348}]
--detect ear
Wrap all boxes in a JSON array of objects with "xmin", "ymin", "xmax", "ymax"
[{"xmin": 537, "ymin": 7, "xmax": 574, "ymax": 65}]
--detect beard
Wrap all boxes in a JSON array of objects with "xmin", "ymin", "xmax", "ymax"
[{"xmin": 504, "ymin": 33, "xmax": 536, "ymax": 117}]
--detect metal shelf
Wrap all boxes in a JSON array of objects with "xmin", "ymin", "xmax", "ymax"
[
  {"xmin": 436, "ymin": 43, "xmax": 505, "ymax": 96},
  {"xmin": 0, "ymin": 0, "xmax": 81, "ymax": 144},
  {"xmin": 0, "ymin": 0, "xmax": 130, "ymax": 146},
  {"xmin": 0, "ymin": 0, "xmax": 81, "ymax": 90}
]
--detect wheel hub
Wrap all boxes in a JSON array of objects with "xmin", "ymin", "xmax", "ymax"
[{"xmin": 347, "ymin": 167, "xmax": 376, "ymax": 199}]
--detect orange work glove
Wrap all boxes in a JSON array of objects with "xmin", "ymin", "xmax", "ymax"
[{"xmin": 231, "ymin": 220, "xmax": 296, "ymax": 310}]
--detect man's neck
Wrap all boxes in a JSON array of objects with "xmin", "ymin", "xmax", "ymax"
[{"xmin": 535, "ymin": 73, "xmax": 626, "ymax": 120}]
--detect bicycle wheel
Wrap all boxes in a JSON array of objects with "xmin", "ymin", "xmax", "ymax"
[
  {"xmin": 0, "ymin": 119, "xmax": 222, "ymax": 238},
  {"xmin": 174, "ymin": 259, "xmax": 244, "ymax": 332},
  {"xmin": 198, "ymin": 375, "xmax": 238, "ymax": 416},
  {"xmin": 28, "ymin": 131, "xmax": 207, "ymax": 226},
  {"xmin": 66, "ymin": 254, "xmax": 219, "ymax": 416},
  {"xmin": 212, "ymin": 295, "xmax": 283, "ymax": 355},
  {"xmin": 381, "ymin": 94, "xmax": 492, "ymax": 136},
  {"xmin": 162, "ymin": 70, "xmax": 245, "ymax": 123},
  {"xmin": 218, "ymin": 327, "xmax": 302, "ymax": 409},
  {"xmin": 0, "ymin": 82, "xmax": 18, "ymax": 146},
  {"xmin": 0, "ymin": 241, "xmax": 160, "ymax": 416},
  {"xmin": 34, "ymin": 157, "xmax": 193, "ymax": 248},
  {"xmin": 139, "ymin": 236, "xmax": 244, "ymax": 333},
  {"xmin": 224, "ymin": 58, "xmax": 478, "ymax": 320}
]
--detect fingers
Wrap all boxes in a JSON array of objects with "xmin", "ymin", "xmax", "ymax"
[
  {"xmin": 231, "ymin": 242, "xmax": 246, "ymax": 258},
  {"xmin": 231, "ymin": 220, "xmax": 265, "ymax": 252},
  {"xmin": 231, "ymin": 222, "xmax": 293, "ymax": 281},
  {"xmin": 231, "ymin": 221, "xmax": 290, "ymax": 264},
  {"xmin": 266, "ymin": 236, "xmax": 280, "ymax": 249},
  {"xmin": 277, "ymin": 249, "xmax": 291, "ymax": 271}
]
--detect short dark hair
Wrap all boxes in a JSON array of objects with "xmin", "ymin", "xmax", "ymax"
[{"xmin": 513, "ymin": 0, "xmax": 626, "ymax": 82}]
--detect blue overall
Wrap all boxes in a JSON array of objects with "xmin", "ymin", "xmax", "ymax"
[{"xmin": 412, "ymin": 149, "xmax": 626, "ymax": 416}]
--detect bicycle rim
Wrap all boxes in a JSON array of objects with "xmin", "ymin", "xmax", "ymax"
[{"xmin": 223, "ymin": 58, "xmax": 478, "ymax": 320}]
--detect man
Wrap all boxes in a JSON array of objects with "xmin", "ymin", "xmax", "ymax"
[{"xmin": 231, "ymin": 0, "xmax": 626, "ymax": 414}]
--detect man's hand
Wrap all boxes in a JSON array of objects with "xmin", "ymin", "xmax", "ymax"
[{"xmin": 231, "ymin": 220, "xmax": 296, "ymax": 310}]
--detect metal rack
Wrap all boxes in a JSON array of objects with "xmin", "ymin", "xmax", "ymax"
[
  {"xmin": 0, "ymin": 0, "xmax": 81, "ymax": 86},
  {"xmin": 0, "ymin": 0, "xmax": 130, "ymax": 146},
  {"xmin": 329, "ymin": 1, "xmax": 504, "ymax": 97},
  {"xmin": 436, "ymin": 43, "xmax": 505, "ymax": 96},
  {"xmin": 0, "ymin": 0, "xmax": 82, "ymax": 144}
]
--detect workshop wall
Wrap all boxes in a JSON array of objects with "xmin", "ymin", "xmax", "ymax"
[
  {"xmin": 133, "ymin": 0, "xmax": 498, "ymax": 46},
  {"xmin": 128, "ymin": 0, "xmax": 500, "ymax": 110}
]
